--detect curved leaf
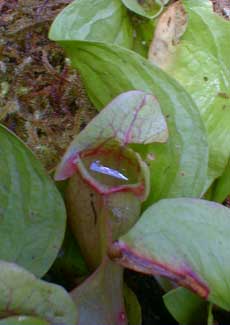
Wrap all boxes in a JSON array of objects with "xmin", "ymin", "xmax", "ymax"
[
  {"xmin": 0, "ymin": 125, "xmax": 66, "ymax": 277},
  {"xmin": 0, "ymin": 261, "xmax": 77, "ymax": 325},
  {"xmin": 55, "ymin": 90, "xmax": 168, "ymax": 182},
  {"xmin": 65, "ymin": 170, "xmax": 142, "ymax": 270},
  {"xmin": 149, "ymin": 0, "xmax": 230, "ymax": 186},
  {"xmin": 56, "ymin": 92, "xmax": 156, "ymax": 269},
  {"xmin": 124, "ymin": 284, "xmax": 142, "ymax": 325},
  {"xmin": 211, "ymin": 159, "xmax": 230, "ymax": 203},
  {"xmin": 114, "ymin": 198, "xmax": 230, "ymax": 311},
  {"xmin": 121, "ymin": 0, "xmax": 167, "ymax": 19},
  {"xmin": 49, "ymin": 0, "xmax": 133, "ymax": 48},
  {"xmin": 50, "ymin": 0, "xmax": 209, "ymax": 203},
  {"xmin": 71, "ymin": 258, "xmax": 127, "ymax": 325},
  {"xmin": 48, "ymin": 42, "xmax": 208, "ymax": 204},
  {"xmin": 163, "ymin": 287, "xmax": 207, "ymax": 325}
]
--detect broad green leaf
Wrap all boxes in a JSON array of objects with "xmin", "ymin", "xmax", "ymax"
[
  {"xmin": 0, "ymin": 261, "xmax": 77, "ymax": 325},
  {"xmin": 0, "ymin": 125, "xmax": 66, "ymax": 277},
  {"xmin": 0, "ymin": 316, "xmax": 49, "ymax": 325},
  {"xmin": 163, "ymin": 287, "xmax": 207, "ymax": 325},
  {"xmin": 48, "ymin": 39, "xmax": 208, "ymax": 203},
  {"xmin": 50, "ymin": 0, "xmax": 208, "ymax": 202},
  {"xmin": 211, "ymin": 159, "xmax": 230, "ymax": 203},
  {"xmin": 149, "ymin": 0, "xmax": 230, "ymax": 187},
  {"xmin": 71, "ymin": 258, "xmax": 127, "ymax": 325},
  {"xmin": 114, "ymin": 198, "xmax": 230, "ymax": 310},
  {"xmin": 54, "ymin": 90, "xmax": 167, "ymax": 183},
  {"xmin": 121, "ymin": 0, "xmax": 169, "ymax": 19},
  {"xmin": 49, "ymin": 0, "xmax": 133, "ymax": 49},
  {"xmin": 124, "ymin": 284, "xmax": 142, "ymax": 325}
]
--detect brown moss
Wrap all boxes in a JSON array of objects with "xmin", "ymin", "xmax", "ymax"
[{"xmin": 0, "ymin": 0, "xmax": 96, "ymax": 171}]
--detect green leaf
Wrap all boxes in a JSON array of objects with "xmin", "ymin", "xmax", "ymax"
[
  {"xmin": 207, "ymin": 303, "xmax": 214, "ymax": 325},
  {"xmin": 163, "ymin": 287, "xmax": 207, "ymax": 325},
  {"xmin": 55, "ymin": 91, "xmax": 168, "ymax": 269},
  {"xmin": 114, "ymin": 198, "xmax": 230, "ymax": 311},
  {"xmin": 55, "ymin": 92, "xmax": 159, "ymax": 269},
  {"xmin": 0, "ymin": 316, "xmax": 49, "ymax": 325},
  {"xmin": 0, "ymin": 261, "xmax": 77, "ymax": 325},
  {"xmin": 149, "ymin": 0, "xmax": 230, "ymax": 187},
  {"xmin": 211, "ymin": 159, "xmax": 230, "ymax": 203},
  {"xmin": 71, "ymin": 258, "xmax": 127, "ymax": 325},
  {"xmin": 49, "ymin": 0, "xmax": 208, "ymax": 202},
  {"xmin": 65, "ymin": 166, "xmax": 143, "ymax": 270},
  {"xmin": 0, "ymin": 125, "xmax": 66, "ymax": 277},
  {"xmin": 54, "ymin": 90, "xmax": 167, "ymax": 183},
  {"xmin": 49, "ymin": 0, "xmax": 133, "ymax": 49},
  {"xmin": 121, "ymin": 0, "xmax": 169, "ymax": 19},
  {"xmin": 131, "ymin": 16, "xmax": 156, "ymax": 57},
  {"xmin": 46, "ymin": 227, "xmax": 89, "ymax": 287},
  {"xmin": 124, "ymin": 284, "xmax": 142, "ymax": 325},
  {"xmin": 50, "ymin": 40, "xmax": 208, "ymax": 203}
]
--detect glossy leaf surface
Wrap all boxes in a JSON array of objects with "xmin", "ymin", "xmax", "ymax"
[
  {"xmin": 49, "ymin": 0, "xmax": 133, "ymax": 48},
  {"xmin": 0, "ymin": 125, "xmax": 66, "ymax": 277},
  {"xmin": 121, "ymin": 0, "xmax": 169, "ymax": 19}
]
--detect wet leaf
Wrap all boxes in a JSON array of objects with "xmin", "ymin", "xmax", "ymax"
[
  {"xmin": 121, "ymin": 0, "xmax": 169, "ymax": 19},
  {"xmin": 163, "ymin": 287, "xmax": 207, "ymax": 325},
  {"xmin": 0, "ymin": 125, "xmax": 66, "ymax": 277},
  {"xmin": 114, "ymin": 198, "xmax": 230, "ymax": 310},
  {"xmin": 71, "ymin": 258, "xmax": 127, "ymax": 325},
  {"xmin": 0, "ymin": 261, "xmax": 77, "ymax": 325},
  {"xmin": 149, "ymin": 0, "xmax": 230, "ymax": 187},
  {"xmin": 49, "ymin": 0, "xmax": 133, "ymax": 48}
]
